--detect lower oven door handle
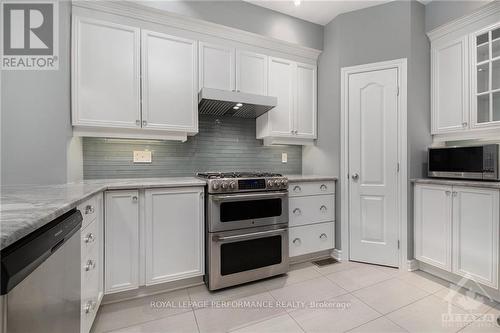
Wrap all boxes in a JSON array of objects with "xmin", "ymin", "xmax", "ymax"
[
  {"xmin": 211, "ymin": 192, "xmax": 288, "ymax": 202},
  {"xmin": 214, "ymin": 228, "xmax": 287, "ymax": 242}
]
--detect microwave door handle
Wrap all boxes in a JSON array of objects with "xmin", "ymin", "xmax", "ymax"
[
  {"xmin": 214, "ymin": 228, "xmax": 287, "ymax": 242},
  {"xmin": 211, "ymin": 192, "xmax": 288, "ymax": 202}
]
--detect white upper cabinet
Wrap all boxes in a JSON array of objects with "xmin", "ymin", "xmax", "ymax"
[
  {"xmin": 431, "ymin": 36, "xmax": 469, "ymax": 134},
  {"xmin": 257, "ymin": 57, "xmax": 317, "ymax": 145},
  {"xmin": 144, "ymin": 188, "xmax": 204, "ymax": 286},
  {"xmin": 470, "ymin": 23, "xmax": 500, "ymax": 129},
  {"xmin": 199, "ymin": 42, "xmax": 235, "ymax": 91},
  {"xmin": 141, "ymin": 30, "xmax": 198, "ymax": 133},
  {"xmin": 295, "ymin": 62, "xmax": 317, "ymax": 138},
  {"xmin": 235, "ymin": 50, "xmax": 268, "ymax": 95},
  {"xmin": 72, "ymin": 17, "xmax": 141, "ymax": 129}
]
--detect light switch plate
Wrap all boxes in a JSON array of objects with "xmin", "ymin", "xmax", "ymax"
[
  {"xmin": 133, "ymin": 150, "xmax": 152, "ymax": 163},
  {"xmin": 282, "ymin": 153, "xmax": 287, "ymax": 163}
]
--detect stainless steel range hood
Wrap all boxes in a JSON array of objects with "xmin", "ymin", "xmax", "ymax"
[{"xmin": 198, "ymin": 88, "xmax": 277, "ymax": 118}]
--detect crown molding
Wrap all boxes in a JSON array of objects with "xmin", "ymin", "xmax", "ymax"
[
  {"xmin": 427, "ymin": 1, "xmax": 500, "ymax": 41},
  {"xmin": 72, "ymin": 0, "xmax": 322, "ymax": 61}
]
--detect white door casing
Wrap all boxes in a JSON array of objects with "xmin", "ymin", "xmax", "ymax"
[{"xmin": 348, "ymin": 67, "xmax": 400, "ymax": 267}]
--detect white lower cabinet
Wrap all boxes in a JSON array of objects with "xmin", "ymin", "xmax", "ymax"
[
  {"xmin": 104, "ymin": 190, "xmax": 140, "ymax": 294},
  {"xmin": 104, "ymin": 187, "xmax": 205, "ymax": 295},
  {"xmin": 414, "ymin": 184, "xmax": 499, "ymax": 289},
  {"xmin": 145, "ymin": 188, "xmax": 204, "ymax": 285},
  {"xmin": 288, "ymin": 181, "xmax": 335, "ymax": 257}
]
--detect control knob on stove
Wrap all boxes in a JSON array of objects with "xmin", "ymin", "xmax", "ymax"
[
  {"xmin": 212, "ymin": 182, "xmax": 220, "ymax": 190},
  {"xmin": 229, "ymin": 181, "xmax": 236, "ymax": 189},
  {"xmin": 274, "ymin": 180, "xmax": 280, "ymax": 186},
  {"xmin": 267, "ymin": 180, "xmax": 274, "ymax": 187},
  {"xmin": 281, "ymin": 180, "xmax": 287, "ymax": 187},
  {"xmin": 221, "ymin": 182, "xmax": 228, "ymax": 190}
]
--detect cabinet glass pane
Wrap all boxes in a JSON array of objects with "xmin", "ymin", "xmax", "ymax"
[
  {"xmin": 494, "ymin": 92, "xmax": 500, "ymax": 122},
  {"xmin": 478, "ymin": 94, "xmax": 490, "ymax": 123},
  {"xmin": 477, "ymin": 33, "xmax": 489, "ymax": 46},
  {"xmin": 477, "ymin": 63, "xmax": 490, "ymax": 93},
  {"xmin": 493, "ymin": 60, "xmax": 500, "ymax": 90},
  {"xmin": 477, "ymin": 43, "xmax": 489, "ymax": 63},
  {"xmin": 493, "ymin": 39, "xmax": 500, "ymax": 59}
]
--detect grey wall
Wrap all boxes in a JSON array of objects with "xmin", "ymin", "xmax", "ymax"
[
  {"xmin": 425, "ymin": 0, "xmax": 492, "ymax": 32},
  {"xmin": 83, "ymin": 115, "xmax": 302, "ymax": 179},
  {"xmin": 1, "ymin": 0, "xmax": 72, "ymax": 186},
  {"xmin": 141, "ymin": 1, "xmax": 323, "ymax": 50},
  {"xmin": 303, "ymin": 1, "xmax": 431, "ymax": 256}
]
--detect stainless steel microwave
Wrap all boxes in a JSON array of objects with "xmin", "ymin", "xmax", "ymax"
[{"xmin": 428, "ymin": 144, "xmax": 499, "ymax": 181}]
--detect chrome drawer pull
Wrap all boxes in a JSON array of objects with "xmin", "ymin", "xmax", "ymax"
[
  {"xmin": 293, "ymin": 208, "xmax": 302, "ymax": 215},
  {"xmin": 84, "ymin": 259, "xmax": 96, "ymax": 272},
  {"xmin": 319, "ymin": 233, "xmax": 328, "ymax": 240},
  {"xmin": 214, "ymin": 228, "xmax": 287, "ymax": 242},
  {"xmin": 320, "ymin": 205, "xmax": 327, "ymax": 212},
  {"xmin": 320, "ymin": 184, "xmax": 327, "ymax": 191},
  {"xmin": 84, "ymin": 205, "xmax": 95, "ymax": 215},
  {"xmin": 84, "ymin": 233, "xmax": 95, "ymax": 244},
  {"xmin": 293, "ymin": 185, "xmax": 301, "ymax": 193},
  {"xmin": 292, "ymin": 238, "xmax": 301, "ymax": 245}
]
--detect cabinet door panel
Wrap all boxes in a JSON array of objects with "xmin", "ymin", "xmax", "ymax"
[
  {"xmin": 453, "ymin": 187, "xmax": 499, "ymax": 288},
  {"xmin": 141, "ymin": 30, "xmax": 198, "ymax": 132},
  {"xmin": 431, "ymin": 37, "xmax": 469, "ymax": 134},
  {"xmin": 104, "ymin": 191, "xmax": 139, "ymax": 293},
  {"xmin": 414, "ymin": 184, "xmax": 453, "ymax": 271},
  {"xmin": 268, "ymin": 57, "xmax": 294, "ymax": 136},
  {"xmin": 145, "ymin": 188, "xmax": 204, "ymax": 285},
  {"xmin": 236, "ymin": 50, "xmax": 268, "ymax": 95},
  {"xmin": 199, "ymin": 43, "xmax": 235, "ymax": 91},
  {"xmin": 73, "ymin": 17, "xmax": 141, "ymax": 128},
  {"xmin": 295, "ymin": 63, "xmax": 317, "ymax": 138}
]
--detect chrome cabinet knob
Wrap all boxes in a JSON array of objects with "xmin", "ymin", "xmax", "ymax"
[
  {"xmin": 351, "ymin": 173, "xmax": 359, "ymax": 181},
  {"xmin": 132, "ymin": 196, "xmax": 138, "ymax": 202},
  {"xmin": 84, "ymin": 204, "xmax": 95, "ymax": 215},
  {"xmin": 84, "ymin": 233, "xmax": 95, "ymax": 244},
  {"xmin": 135, "ymin": 120, "xmax": 141, "ymax": 126},
  {"xmin": 293, "ymin": 208, "xmax": 301, "ymax": 215},
  {"xmin": 320, "ymin": 205, "xmax": 327, "ymax": 212},
  {"xmin": 84, "ymin": 259, "xmax": 96, "ymax": 272},
  {"xmin": 293, "ymin": 185, "xmax": 301, "ymax": 193},
  {"xmin": 142, "ymin": 120, "xmax": 147, "ymax": 126},
  {"xmin": 462, "ymin": 122, "xmax": 468, "ymax": 127},
  {"xmin": 319, "ymin": 233, "xmax": 328, "ymax": 240},
  {"xmin": 320, "ymin": 184, "xmax": 327, "ymax": 191},
  {"xmin": 292, "ymin": 238, "xmax": 301, "ymax": 245},
  {"xmin": 84, "ymin": 301, "xmax": 97, "ymax": 314}
]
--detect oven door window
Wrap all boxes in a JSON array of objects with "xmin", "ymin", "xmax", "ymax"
[
  {"xmin": 220, "ymin": 235, "xmax": 282, "ymax": 275},
  {"xmin": 220, "ymin": 198, "xmax": 282, "ymax": 222}
]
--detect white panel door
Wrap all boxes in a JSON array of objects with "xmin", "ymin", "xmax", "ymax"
[
  {"xmin": 145, "ymin": 188, "xmax": 204, "ymax": 285},
  {"xmin": 199, "ymin": 42, "xmax": 235, "ymax": 91},
  {"xmin": 72, "ymin": 17, "xmax": 141, "ymax": 128},
  {"xmin": 104, "ymin": 191, "xmax": 140, "ymax": 294},
  {"xmin": 268, "ymin": 57, "xmax": 294, "ymax": 136},
  {"xmin": 295, "ymin": 62, "xmax": 317, "ymax": 138},
  {"xmin": 236, "ymin": 50, "xmax": 268, "ymax": 95},
  {"xmin": 431, "ymin": 36, "xmax": 469, "ymax": 134},
  {"xmin": 348, "ymin": 67, "xmax": 399, "ymax": 267},
  {"xmin": 414, "ymin": 184, "xmax": 453, "ymax": 271},
  {"xmin": 141, "ymin": 30, "xmax": 198, "ymax": 132},
  {"xmin": 452, "ymin": 187, "xmax": 499, "ymax": 288}
]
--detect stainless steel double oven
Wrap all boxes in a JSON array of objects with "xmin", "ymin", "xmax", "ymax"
[{"xmin": 197, "ymin": 172, "xmax": 289, "ymax": 290}]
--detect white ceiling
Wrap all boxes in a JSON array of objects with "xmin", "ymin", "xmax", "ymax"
[{"xmin": 244, "ymin": 0, "xmax": 396, "ymax": 25}]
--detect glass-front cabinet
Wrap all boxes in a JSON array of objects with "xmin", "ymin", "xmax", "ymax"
[{"xmin": 472, "ymin": 23, "xmax": 500, "ymax": 128}]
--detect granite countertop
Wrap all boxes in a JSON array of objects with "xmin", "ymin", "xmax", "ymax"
[
  {"xmin": 286, "ymin": 175, "xmax": 337, "ymax": 182},
  {"xmin": 411, "ymin": 178, "xmax": 500, "ymax": 189},
  {"xmin": 0, "ymin": 177, "xmax": 206, "ymax": 250}
]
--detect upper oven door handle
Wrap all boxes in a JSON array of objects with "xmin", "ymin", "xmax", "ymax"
[
  {"xmin": 213, "ymin": 228, "xmax": 287, "ymax": 242},
  {"xmin": 211, "ymin": 192, "xmax": 288, "ymax": 202}
]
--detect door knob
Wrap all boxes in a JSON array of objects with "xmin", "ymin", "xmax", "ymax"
[{"xmin": 351, "ymin": 173, "xmax": 359, "ymax": 181}]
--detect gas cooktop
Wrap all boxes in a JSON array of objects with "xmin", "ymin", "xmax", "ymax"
[{"xmin": 196, "ymin": 172, "xmax": 288, "ymax": 193}]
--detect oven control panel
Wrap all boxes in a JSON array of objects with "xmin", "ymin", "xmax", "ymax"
[{"xmin": 206, "ymin": 177, "xmax": 288, "ymax": 193}]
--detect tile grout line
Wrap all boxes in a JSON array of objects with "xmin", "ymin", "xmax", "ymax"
[{"xmin": 186, "ymin": 288, "xmax": 202, "ymax": 333}]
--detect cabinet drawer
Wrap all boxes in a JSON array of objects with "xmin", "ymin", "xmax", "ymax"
[
  {"xmin": 81, "ymin": 219, "xmax": 99, "ymax": 258},
  {"xmin": 289, "ymin": 181, "xmax": 335, "ymax": 197},
  {"xmin": 81, "ymin": 244, "xmax": 99, "ymax": 333},
  {"xmin": 289, "ymin": 222, "xmax": 334, "ymax": 257},
  {"xmin": 289, "ymin": 195, "xmax": 334, "ymax": 227},
  {"xmin": 78, "ymin": 195, "xmax": 98, "ymax": 229}
]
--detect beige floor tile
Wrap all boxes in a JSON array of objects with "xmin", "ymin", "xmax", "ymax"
[
  {"xmin": 289, "ymin": 293, "xmax": 381, "ymax": 333},
  {"xmin": 325, "ymin": 266, "xmax": 393, "ymax": 292},
  {"xmin": 107, "ymin": 311, "xmax": 199, "ymax": 333},
  {"xmin": 188, "ymin": 281, "xmax": 267, "ymax": 306},
  {"xmin": 268, "ymin": 276, "xmax": 347, "ymax": 306},
  {"xmin": 230, "ymin": 314, "xmax": 304, "ymax": 333},
  {"xmin": 347, "ymin": 317, "xmax": 408, "ymax": 333},
  {"xmin": 313, "ymin": 260, "xmax": 366, "ymax": 276},
  {"xmin": 194, "ymin": 291, "xmax": 285, "ymax": 333},
  {"xmin": 397, "ymin": 270, "xmax": 450, "ymax": 293},
  {"xmin": 260, "ymin": 263, "xmax": 322, "ymax": 291},
  {"xmin": 434, "ymin": 287, "xmax": 499, "ymax": 316},
  {"xmin": 93, "ymin": 289, "xmax": 192, "ymax": 333},
  {"xmin": 387, "ymin": 295, "xmax": 475, "ymax": 333},
  {"xmin": 460, "ymin": 305, "xmax": 500, "ymax": 332},
  {"xmin": 353, "ymin": 278, "xmax": 429, "ymax": 314}
]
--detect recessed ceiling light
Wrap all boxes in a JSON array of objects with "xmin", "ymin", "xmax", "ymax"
[
  {"xmin": 294, "ymin": 0, "xmax": 301, "ymax": 6},
  {"xmin": 233, "ymin": 106, "xmax": 239, "ymax": 110},
  {"xmin": 236, "ymin": 103, "xmax": 243, "ymax": 107}
]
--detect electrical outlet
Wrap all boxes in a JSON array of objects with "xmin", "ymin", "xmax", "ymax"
[
  {"xmin": 133, "ymin": 150, "xmax": 152, "ymax": 163},
  {"xmin": 282, "ymin": 152, "xmax": 287, "ymax": 163}
]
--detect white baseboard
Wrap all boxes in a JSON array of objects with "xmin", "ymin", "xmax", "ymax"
[
  {"xmin": 332, "ymin": 249, "xmax": 343, "ymax": 261},
  {"xmin": 407, "ymin": 259, "xmax": 419, "ymax": 272}
]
